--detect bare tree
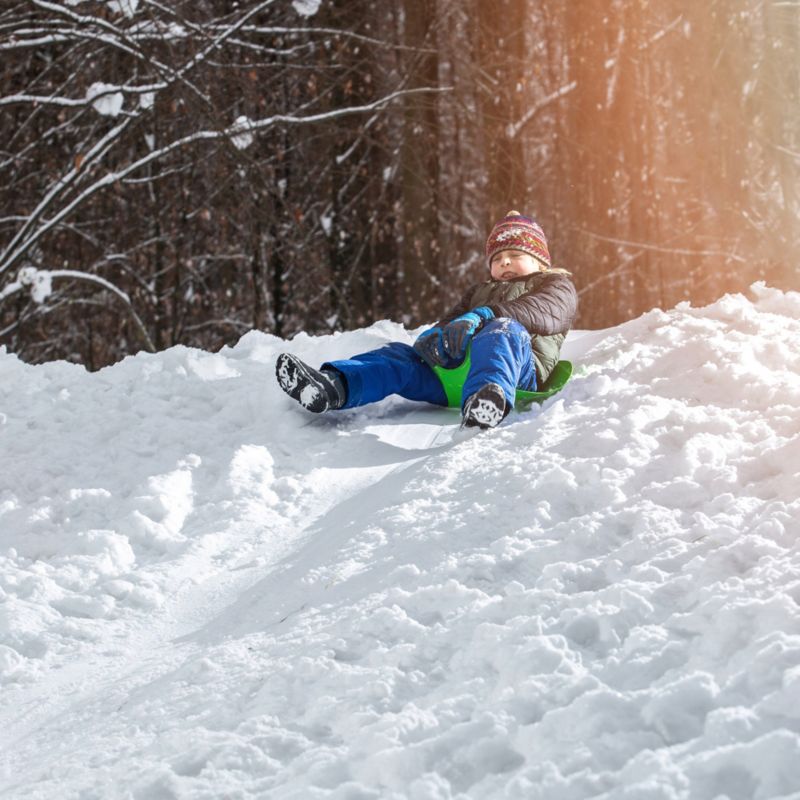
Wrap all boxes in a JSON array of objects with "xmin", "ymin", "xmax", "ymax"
[
  {"xmin": 0, "ymin": 0, "xmax": 441, "ymax": 364},
  {"xmin": 2, "ymin": 0, "xmax": 797, "ymax": 368}
]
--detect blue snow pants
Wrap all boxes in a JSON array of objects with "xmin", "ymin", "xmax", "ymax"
[{"xmin": 323, "ymin": 318, "xmax": 538, "ymax": 411}]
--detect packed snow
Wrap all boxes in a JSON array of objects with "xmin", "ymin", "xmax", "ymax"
[{"xmin": 1, "ymin": 283, "xmax": 799, "ymax": 799}]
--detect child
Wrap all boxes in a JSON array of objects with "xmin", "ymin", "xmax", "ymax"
[{"xmin": 276, "ymin": 211, "xmax": 578, "ymax": 429}]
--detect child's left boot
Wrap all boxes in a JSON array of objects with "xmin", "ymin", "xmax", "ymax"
[
  {"xmin": 462, "ymin": 383, "xmax": 508, "ymax": 429},
  {"xmin": 276, "ymin": 353, "xmax": 346, "ymax": 413}
]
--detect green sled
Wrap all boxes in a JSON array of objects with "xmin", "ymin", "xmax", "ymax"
[{"xmin": 432, "ymin": 354, "xmax": 573, "ymax": 409}]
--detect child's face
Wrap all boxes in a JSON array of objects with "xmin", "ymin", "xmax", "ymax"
[{"xmin": 490, "ymin": 249, "xmax": 542, "ymax": 281}]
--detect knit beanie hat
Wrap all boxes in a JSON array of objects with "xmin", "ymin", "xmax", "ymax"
[{"xmin": 485, "ymin": 210, "xmax": 551, "ymax": 270}]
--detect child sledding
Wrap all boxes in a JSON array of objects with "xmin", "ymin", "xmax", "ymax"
[{"xmin": 277, "ymin": 211, "xmax": 578, "ymax": 429}]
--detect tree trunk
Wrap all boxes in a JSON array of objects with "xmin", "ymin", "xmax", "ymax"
[
  {"xmin": 400, "ymin": 0, "xmax": 441, "ymax": 324},
  {"xmin": 476, "ymin": 0, "xmax": 527, "ymax": 224}
]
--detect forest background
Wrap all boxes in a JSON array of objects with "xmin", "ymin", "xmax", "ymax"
[{"xmin": 1, "ymin": 0, "xmax": 798, "ymax": 369}]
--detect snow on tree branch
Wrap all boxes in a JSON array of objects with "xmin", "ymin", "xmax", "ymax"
[
  {"xmin": 0, "ymin": 85, "xmax": 445, "ymax": 280},
  {"xmin": 5, "ymin": 267, "xmax": 155, "ymax": 351},
  {"xmin": 507, "ymin": 15, "xmax": 685, "ymax": 140}
]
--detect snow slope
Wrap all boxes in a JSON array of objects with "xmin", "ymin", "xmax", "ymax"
[{"xmin": 1, "ymin": 282, "xmax": 799, "ymax": 799}]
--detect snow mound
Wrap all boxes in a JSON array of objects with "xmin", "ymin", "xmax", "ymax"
[{"xmin": 1, "ymin": 284, "xmax": 799, "ymax": 798}]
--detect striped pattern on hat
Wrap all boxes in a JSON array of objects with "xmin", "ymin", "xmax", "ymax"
[{"xmin": 485, "ymin": 210, "xmax": 551, "ymax": 270}]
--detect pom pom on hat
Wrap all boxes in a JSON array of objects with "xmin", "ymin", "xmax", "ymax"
[{"xmin": 485, "ymin": 210, "xmax": 551, "ymax": 269}]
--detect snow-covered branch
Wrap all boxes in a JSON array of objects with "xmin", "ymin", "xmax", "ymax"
[
  {"xmin": 0, "ymin": 86, "xmax": 445, "ymax": 278},
  {"xmin": 3, "ymin": 267, "xmax": 155, "ymax": 352},
  {"xmin": 507, "ymin": 14, "xmax": 684, "ymax": 140},
  {"xmin": 0, "ymin": 280, "xmax": 22, "ymax": 303},
  {"xmin": 580, "ymin": 230, "xmax": 747, "ymax": 264},
  {"xmin": 506, "ymin": 81, "xmax": 577, "ymax": 140},
  {"xmin": 0, "ymin": 118, "xmax": 135, "ymax": 276},
  {"xmin": 0, "ymin": 93, "xmax": 87, "ymax": 109}
]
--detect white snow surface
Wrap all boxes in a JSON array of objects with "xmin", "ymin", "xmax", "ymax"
[{"xmin": 1, "ymin": 283, "xmax": 800, "ymax": 799}]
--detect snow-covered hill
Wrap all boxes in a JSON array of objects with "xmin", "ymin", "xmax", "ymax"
[{"xmin": 1, "ymin": 282, "xmax": 799, "ymax": 799}]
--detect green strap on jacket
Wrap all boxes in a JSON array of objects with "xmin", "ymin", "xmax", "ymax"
[{"xmin": 432, "ymin": 351, "xmax": 573, "ymax": 409}]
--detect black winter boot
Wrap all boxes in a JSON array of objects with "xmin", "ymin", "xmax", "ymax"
[
  {"xmin": 276, "ymin": 353, "xmax": 347, "ymax": 413},
  {"xmin": 462, "ymin": 383, "xmax": 508, "ymax": 429}
]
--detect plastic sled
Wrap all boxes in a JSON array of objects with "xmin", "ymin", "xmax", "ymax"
[{"xmin": 432, "ymin": 352, "xmax": 573, "ymax": 409}]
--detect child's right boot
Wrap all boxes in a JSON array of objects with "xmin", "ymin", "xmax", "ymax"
[
  {"xmin": 276, "ymin": 353, "xmax": 346, "ymax": 413},
  {"xmin": 462, "ymin": 383, "xmax": 508, "ymax": 429}
]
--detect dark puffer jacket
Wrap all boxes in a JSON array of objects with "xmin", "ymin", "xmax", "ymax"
[{"xmin": 437, "ymin": 271, "xmax": 578, "ymax": 383}]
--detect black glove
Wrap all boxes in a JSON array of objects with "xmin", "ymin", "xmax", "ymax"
[
  {"xmin": 442, "ymin": 306, "xmax": 495, "ymax": 360},
  {"xmin": 413, "ymin": 327, "xmax": 446, "ymax": 367}
]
